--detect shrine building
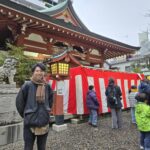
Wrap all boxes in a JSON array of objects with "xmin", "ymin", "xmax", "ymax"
[{"xmin": 0, "ymin": 0, "xmax": 140, "ymax": 68}]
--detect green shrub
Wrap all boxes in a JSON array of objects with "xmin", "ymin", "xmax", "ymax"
[
  {"xmin": 7, "ymin": 44, "xmax": 37, "ymax": 86},
  {"xmin": 0, "ymin": 52, "xmax": 7, "ymax": 66}
]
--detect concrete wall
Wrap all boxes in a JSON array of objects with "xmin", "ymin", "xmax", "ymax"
[
  {"xmin": 0, "ymin": 85, "xmax": 23, "ymax": 146},
  {"xmin": 0, "ymin": 85, "xmax": 22, "ymax": 125},
  {"xmin": 110, "ymin": 61, "xmax": 132, "ymax": 72},
  {"xmin": 0, "ymin": 123, "xmax": 23, "ymax": 146}
]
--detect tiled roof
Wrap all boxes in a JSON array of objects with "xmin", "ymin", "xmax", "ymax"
[{"xmin": 0, "ymin": 0, "xmax": 140, "ymax": 50}]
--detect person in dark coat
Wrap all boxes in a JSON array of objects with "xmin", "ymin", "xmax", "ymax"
[
  {"xmin": 138, "ymin": 79, "xmax": 149, "ymax": 93},
  {"xmin": 16, "ymin": 63, "xmax": 53, "ymax": 150},
  {"xmin": 86, "ymin": 85, "xmax": 99, "ymax": 127},
  {"xmin": 105, "ymin": 78, "xmax": 122, "ymax": 129}
]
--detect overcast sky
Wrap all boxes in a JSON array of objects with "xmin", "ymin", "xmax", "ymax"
[{"xmin": 31, "ymin": 0, "xmax": 150, "ymax": 46}]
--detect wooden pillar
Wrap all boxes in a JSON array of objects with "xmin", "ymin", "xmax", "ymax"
[
  {"xmin": 43, "ymin": 37, "xmax": 53, "ymax": 54},
  {"xmin": 16, "ymin": 34, "xmax": 26, "ymax": 46},
  {"xmin": 15, "ymin": 24, "xmax": 30, "ymax": 46},
  {"xmin": 53, "ymin": 80, "xmax": 64, "ymax": 125},
  {"xmin": 85, "ymin": 48, "xmax": 91, "ymax": 61},
  {"xmin": 16, "ymin": 27, "xmax": 30, "ymax": 46},
  {"xmin": 100, "ymin": 50, "xmax": 104, "ymax": 68},
  {"xmin": 47, "ymin": 42, "xmax": 53, "ymax": 54}
]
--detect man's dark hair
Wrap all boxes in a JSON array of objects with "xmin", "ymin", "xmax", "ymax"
[
  {"xmin": 89, "ymin": 85, "xmax": 94, "ymax": 90},
  {"xmin": 31, "ymin": 63, "xmax": 46, "ymax": 73},
  {"xmin": 131, "ymin": 85, "xmax": 137, "ymax": 89}
]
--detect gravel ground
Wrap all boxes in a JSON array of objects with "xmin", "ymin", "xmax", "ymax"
[{"xmin": 0, "ymin": 111, "xmax": 140, "ymax": 150}]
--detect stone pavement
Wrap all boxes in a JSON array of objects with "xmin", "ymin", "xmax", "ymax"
[{"xmin": 0, "ymin": 111, "xmax": 140, "ymax": 150}]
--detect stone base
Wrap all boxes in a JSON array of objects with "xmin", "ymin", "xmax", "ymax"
[
  {"xmin": 71, "ymin": 119, "xmax": 80, "ymax": 124},
  {"xmin": 50, "ymin": 114, "xmax": 74, "ymax": 123},
  {"xmin": 0, "ymin": 84, "xmax": 16, "ymax": 89},
  {"xmin": 55, "ymin": 115, "xmax": 64, "ymax": 125},
  {"xmin": 0, "ymin": 122, "xmax": 23, "ymax": 146},
  {"xmin": 52, "ymin": 124, "xmax": 67, "ymax": 132},
  {"xmin": 0, "ymin": 87, "xmax": 22, "ymax": 125}
]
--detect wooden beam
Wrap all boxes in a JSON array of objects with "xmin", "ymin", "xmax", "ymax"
[
  {"xmin": 24, "ymin": 46, "xmax": 51, "ymax": 55},
  {"xmin": 24, "ymin": 39, "xmax": 47, "ymax": 49},
  {"xmin": 18, "ymin": 27, "xmax": 133, "ymax": 59}
]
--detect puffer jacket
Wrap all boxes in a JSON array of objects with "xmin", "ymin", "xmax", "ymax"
[
  {"xmin": 86, "ymin": 90, "xmax": 99, "ymax": 110},
  {"xmin": 16, "ymin": 81, "xmax": 53, "ymax": 118},
  {"xmin": 135, "ymin": 102, "xmax": 150, "ymax": 132}
]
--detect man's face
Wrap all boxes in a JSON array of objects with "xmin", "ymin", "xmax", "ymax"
[{"xmin": 33, "ymin": 66, "xmax": 45, "ymax": 80}]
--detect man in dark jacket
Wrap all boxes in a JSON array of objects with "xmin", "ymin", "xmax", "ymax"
[
  {"xmin": 16, "ymin": 63, "xmax": 53, "ymax": 150},
  {"xmin": 86, "ymin": 85, "xmax": 99, "ymax": 127},
  {"xmin": 105, "ymin": 78, "xmax": 122, "ymax": 129}
]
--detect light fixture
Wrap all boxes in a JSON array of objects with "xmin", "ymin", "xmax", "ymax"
[{"xmin": 50, "ymin": 62, "xmax": 69, "ymax": 77}]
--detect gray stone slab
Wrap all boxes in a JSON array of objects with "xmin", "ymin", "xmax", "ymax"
[
  {"xmin": 0, "ymin": 87, "xmax": 22, "ymax": 125},
  {"xmin": 0, "ymin": 123, "xmax": 23, "ymax": 146},
  {"xmin": 0, "ymin": 84, "xmax": 16, "ymax": 89},
  {"xmin": 71, "ymin": 119, "xmax": 80, "ymax": 124},
  {"xmin": 52, "ymin": 124, "xmax": 67, "ymax": 132},
  {"xmin": 0, "ymin": 88, "xmax": 19, "ymax": 94}
]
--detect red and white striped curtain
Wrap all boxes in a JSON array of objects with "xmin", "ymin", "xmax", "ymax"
[{"xmin": 47, "ymin": 66, "xmax": 144, "ymax": 115}]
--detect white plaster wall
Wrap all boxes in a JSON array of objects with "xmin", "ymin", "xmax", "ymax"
[{"xmin": 111, "ymin": 61, "xmax": 132, "ymax": 72}]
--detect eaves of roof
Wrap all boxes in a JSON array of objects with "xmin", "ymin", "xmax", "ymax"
[
  {"xmin": 0, "ymin": 0, "xmax": 140, "ymax": 50},
  {"xmin": 39, "ymin": 0, "xmax": 68, "ymax": 15},
  {"xmin": 39, "ymin": 0, "xmax": 89, "ymax": 31}
]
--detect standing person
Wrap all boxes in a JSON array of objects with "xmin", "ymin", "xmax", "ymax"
[
  {"xmin": 138, "ymin": 79, "xmax": 149, "ymax": 93},
  {"xmin": 128, "ymin": 85, "xmax": 138, "ymax": 124},
  {"xmin": 16, "ymin": 63, "xmax": 53, "ymax": 150},
  {"xmin": 135, "ymin": 93, "xmax": 150, "ymax": 150},
  {"xmin": 86, "ymin": 85, "xmax": 99, "ymax": 127},
  {"xmin": 105, "ymin": 78, "xmax": 122, "ymax": 129}
]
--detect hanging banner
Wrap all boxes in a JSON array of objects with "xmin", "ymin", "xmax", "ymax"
[{"xmin": 47, "ymin": 66, "xmax": 144, "ymax": 115}]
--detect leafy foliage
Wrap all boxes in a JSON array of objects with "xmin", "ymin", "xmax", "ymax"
[
  {"xmin": 7, "ymin": 44, "xmax": 37, "ymax": 86},
  {"xmin": 131, "ymin": 61, "xmax": 150, "ymax": 73},
  {"xmin": 0, "ymin": 52, "xmax": 7, "ymax": 66},
  {"xmin": 131, "ymin": 63, "xmax": 139, "ymax": 73},
  {"xmin": 132, "ymin": 66, "xmax": 142, "ymax": 73}
]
